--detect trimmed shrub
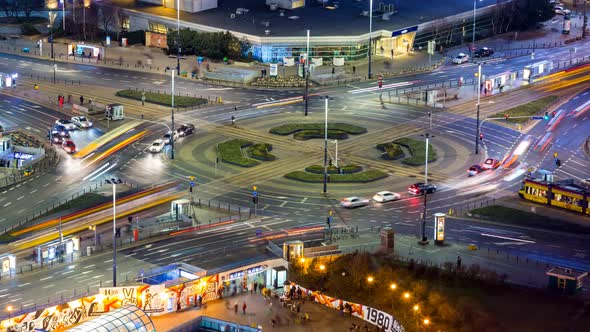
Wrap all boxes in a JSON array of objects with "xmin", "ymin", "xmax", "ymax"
[
  {"xmin": 293, "ymin": 130, "xmax": 348, "ymax": 140},
  {"xmin": 218, "ymin": 139, "xmax": 258, "ymax": 167},
  {"xmin": 270, "ymin": 123, "xmax": 367, "ymax": 135},
  {"xmin": 376, "ymin": 142, "xmax": 405, "ymax": 160},
  {"xmin": 248, "ymin": 143, "xmax": 276, "ymax": 161},
  {"xmin": 305, "ymin": 165, "xmax": 363, "ymax": 174},
  {"xmin": 116, "ymin": 89, "xmax": 208, "ymax": 108},
  {"xmin": 285, "ymin": 170, "xmax": 387, "ymax": 183},
  {"xmin": 393, "ymin": 137, "xmax": 437, "ymax": 166}
]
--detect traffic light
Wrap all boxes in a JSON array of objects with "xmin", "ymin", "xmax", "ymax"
[
  {"xmin": 504, "ymin": 114, "xmax": 509, "ymax": 121},
  {"xmin": 252, "ymin": 196, "xmax": 258, "ymax": 204},
  {"xmin": 551, "ymin": 110, "xmax": 557, "ymax": 118},
  {"xmin": 555, "ymin": 158, "xmax": 561, "ymax": 167},
  {"xmin": 479, "ymin": 133, "xmax": 484, "ymax": 141},
  {"xmin": 544, "ymin": 112, "xmax": 550, "ymax": 121}
]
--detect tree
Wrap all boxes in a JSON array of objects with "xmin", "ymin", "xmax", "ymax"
[
  {"xmin": 100, "ymin": 6, "xmax": 122, "ymax": 38},
  {"xmin": 0, "ymin": 0, "xmax": 18, "ymax": 20},
  {"xmin": 513, "ymin": 0, "xmax": 554, "ymax": 30},
  {"xmin": 19, "ymin": 0, "xmax": 44, "ymax": 20}
]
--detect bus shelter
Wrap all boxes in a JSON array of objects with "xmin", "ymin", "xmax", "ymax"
[{"xmin": 35, "ymin": 236, "xmax": 80, "ymax": 264}]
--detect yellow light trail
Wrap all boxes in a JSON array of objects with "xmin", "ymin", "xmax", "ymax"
[
  {"xmin": 83, "ymin": 130, "xmax": 148, "ymax": 167},
  {"xmin": 11, "ymin": 192, "xmax": 184, "ymax": 251},
  {"xmin": 74, "ymin": 121, "xmax": 142, "ymax": 159}
]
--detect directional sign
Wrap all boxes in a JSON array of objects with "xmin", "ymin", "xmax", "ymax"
[
  {"xmin": 190, "ymin": 181, "xmax": 195, "ymax": 187},
  {"xmin": 531, "ymin": 116, "xmax": 544, "ymax": 120},
  {"xmin": 256, "ymin": 229, "xmax": 262, "ymax": 237}
]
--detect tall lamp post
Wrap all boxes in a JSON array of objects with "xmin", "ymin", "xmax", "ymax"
[
  {"xmin": 165, "ymin": 68, "xmax": 176, "ymax": 159},
  {"xmin": 61, "ymin": 0, "xmax": 65, "ymax": 32},
  {"xmin": 419, "ymin": 133, "xmax": 434, "ymax": 244},
  {"xmin": 105, "ymin": 178, "xmax": 123, "ymax": 287},
  {"xmin": 368, "ymin": 0, "xmax": 373, "ymax": 79},
  {"xmin": 475, "ymin": 63, "xmax": 482, "ymax": 154},
  {"xmin": 583, "ymin": 0, "xmax": 587, "ymax": 39},
  {"xmin": 323, "ymin": 96, "xmax": 332, "ymax": 193},
  {"xmin": 304, "ymin": 29, "xmax": 310, "ymax": 116},
  {"xmin": 49, "ymin": 11, "xmax": 57, "ymax": 83},
  {"xmin": 471, "ymin": 0, "xmax": 482, "ymax": 59},
  {"xmin": 176, "ymin": 0, "xmax": 181, "ymax": 75}
]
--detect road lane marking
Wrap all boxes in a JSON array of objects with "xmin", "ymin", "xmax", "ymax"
[
  {"xmin": 42, "ymin": 284, "xmax": 55, "ymax": 289},
  {"xmin": 17, "ymin": 282, "xmax": 31, "ymax": 288},
  {"xmin": 84, "ymin": 264, "xmax": 96, "ymax": 269},
  {"xmin": 3, "ymin": 202, "xmax": 11, "ymax": 207},
  {"xmin": 17, "ymin": 196, "xmax": 24, "ymax": 200},
  {"xmin": 30, "ymin": 189, "xmax": 37, "ymax": 194},
  {"xmin": 17, "ymin": 209, "xmax": 25, "ymax": 214},
  {"xmin": 480, "ymin": 233, "xmax": 535, "ymax": 243},
  {"xmin": 40, "ymin": 276, "xmax": 52, "ymax": 281}
]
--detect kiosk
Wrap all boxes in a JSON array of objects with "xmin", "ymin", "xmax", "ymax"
[
  {"xmin": 171, "ymin": 199, "xmax": 192, "ymax": 221},
  {"xmin": 433, "ymin": 213, "xmax": 446, "ymax": 245},
  {"xmin": 283, "ymin": 240, "xmax": 303, "ymax": 261},
  {"xmin": 0, "ymin": 254, "xmax": 16, "ymax": 277}
]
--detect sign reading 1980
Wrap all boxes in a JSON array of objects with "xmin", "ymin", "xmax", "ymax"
[{"xmin": 364, "ymin": 307, "xmax": 405, "ymax": 332}]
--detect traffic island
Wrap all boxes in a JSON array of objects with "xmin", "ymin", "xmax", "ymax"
[
  {"xmin": 492, "ymin": 95, "xmax": 558, "ymax": 123},
  {"xmin": 285, "ymin": 165, "xmax": 387, "ymax": 183},
  {"xmin": 115, "ymin": 89, "xmax": 209, "ymax": 108},
  {"xmin": 217, "ymin": 139, "xmax": 276, "ymax": 167},
  {"xmin": 269, "ymin": 123, "xmax": 367, "ymax": 140},
  {"xmin": 377, "ymin": 138, "xmax": 437, "ymax": 166}
]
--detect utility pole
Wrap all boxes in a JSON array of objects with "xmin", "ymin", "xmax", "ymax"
[
  {"xmin": 583, "ymin": 0, "xmax": 588, "ymax": 39},
  {"xmin": 171, "ymin": 69, "xmax": 176, "ymax": 159},
  {"xmin": 368, "ymin": 0, "xmax": 373, "ymax": 79},
  {"xmin": 323, "ymin": 96, "xmax": 329, "ymax": 193}
]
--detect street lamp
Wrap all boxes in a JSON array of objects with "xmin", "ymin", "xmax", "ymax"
[
  {"xmin": 367, "ymin": 276, "xmax": 374, "ymax": 283},
  {"xmin": 60, "ymin": 0, "xmax": 65, "ymax": 32},
  {"xmin": 176, "ymin": 0, "xmax": 181, "ymax": 76},
  {"xmin": 165, "ymin": 68, "xmax": 176, "ymax": 159},
  {"xmin": 403, "ymin": 292, "xmax": 410, "ymax": 300},
  {"xmin": 471, "ymin": 0, "xmax": 483, "ymax": 59},
  {"xmin": 420, "ymin": 133, "xmax": 434, "ymax": 244},
  {"xmin": 413, "ymin": 304, "xmax": 420, "ymax": 312},
  {"xmin": 368, "ymin": 0, "xmax": 374, "ymax": 79},
  {"xmin": 475, "ymin": 63, "xmax": 482, "ymax": 154},
  {"xmin": 322, "ymin": 96, "xmax": 332, "ymax": 193},
  {"xmin": 105, "ymin": 177, "xmax": 123, "ymax": 287},
  {"xmin": 389, "ymin": 283, "xmax": 397, "ymax": 290},
  {"xmin": 319, "ymin": 264, "xmax": 326, "ymax": 271},
  {"xmin": 304, "ymin": 29, "xmax": 310, "ymax": 116}
]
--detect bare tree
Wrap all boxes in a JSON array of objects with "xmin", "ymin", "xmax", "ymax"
[
  {"xmin": 19, "ymin": 0, "xmax": 44, "ymax": 20},
  {"xmin": 100, "ymin": 6, "xmax": 122, "ymax": 38},
  {"xmin": 0, "ymin": 0, "xmax": 18, "ymax": 20}
]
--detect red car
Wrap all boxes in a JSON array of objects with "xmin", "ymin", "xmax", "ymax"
[
  {"xmin": 62, "ymin": 140, "xmax": 76, "ymax": 154},
  {"xmin": 482, "ymin": 158, "xmax": 500, "ymax": 170}
]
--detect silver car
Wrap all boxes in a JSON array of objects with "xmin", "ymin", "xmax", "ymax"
[{"xmin": 340, "ymin": 196, "xmax": 370, "ymax": 208}]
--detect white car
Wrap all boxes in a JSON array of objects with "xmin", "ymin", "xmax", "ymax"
[
  {"xmin": 372, "ymin": 191, "xmax": 401, "ymax": 203},
  {"xmin": 149, "ymin": 139, "xmax": 164, "ymax": 153},
  {"xmin": 452, "ymin": 53, "xmax": 469, "ymax": 64},
  {"xmin": 71, "ymin": 116, "xmax": 93, "ymax": 128},
  {"xmin": 340, "ymin": 196, "xmax": 370, "ymax": 209},
  {"xmin": 162, "ymin": 131, "xmax": 179, "ymax": 145},
  {"xmin": 55, "ymin": 119, "xmax": 77, "ymax": 131},
  {"xmin": 581, "ymin": 178, "xmax": 590, "ymax": 187}
]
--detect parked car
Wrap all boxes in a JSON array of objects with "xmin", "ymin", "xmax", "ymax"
[
  {"xmin": 149, "ymin": 139, "xmax": 165, "ymax": 153},
  {"xmin": 468, "ymin": 165, "xmax": 485, "ymax": 177},
  {"xmin": 55, "ymin": 119, "xmax": 77, "ymax": 131},
  {"xmin": 482, "ymin": 158, "xmax": 501, "ymax": 170},
  {"xmin": 474, "ymin": 47, "xmax": 494, "ymax": 58},
  {"xmin": 162, "ymin": 131, "xmax": 179, "ymax": 145},
  {"xmin": 452, "ymin": 53, "xmax": 469, "ymax": 64},
  {"xmin": 61, "ymin": 140, "xmax": 76, "ymax": 154},
  {"xmin": 51, "ymin": 125, "xmax": 70, "ymax": 138},
  {"xmin": 372, "ymin": 191, "xmax": 401, "ymax": 203},
  {"xmin": 176, "ymin": 124, "xmax": 195, "ymax": 137},
  {"xmin": 408, "ymin": 183, "xmax": 437, "ymax": 195},
  {"xmin": 340, "ymin": 196, "xmax": 370, "ymax": 208},
  {"xmin": 71, "ymin": 116, "xmax": 93, "ymax": 128}
]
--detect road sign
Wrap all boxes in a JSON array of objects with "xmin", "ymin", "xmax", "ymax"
[
  {"xmin": 256, "ymin": 229, "xmax": 262, "ymax": 237},
  {"xmin": 553, "ymin": 152, "xmax": 558, "ymax": 158},
  {"xmin": 190, "ymin": 176, "xmax": 195, "ymax": 181},
  {"xmin": 253, "ymin": 191, "xmax": 257, "ymax": 197},
  {"xmin": 190, "ymin": 181, "xmax": 195, "ymax": 187},
  {"xmin": 427, "ymin": 40, "xmax": 436, "ymax": 55},
  {"xmin": 531, "ymin": 116, "xmax": 544, "ymax": 120}
]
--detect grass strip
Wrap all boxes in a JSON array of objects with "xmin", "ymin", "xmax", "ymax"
[
  {"xmin": 393, "ymin": 137, "xmax": 437, "ymax": 166},
  {"xmin": 269, "ymin": 123, "xmax": 367, "ymax": 135},
  {"xmin": 218, "ymin": 139, "xmax": 259, "ymax": 167},
  {"xmin": 116, "ymin": 89, "xmax": 208, "ymax": 108},
  {"xmin": 285, "ymin": 170, "xmax": 387, "ymax": 183},
  {"xmin": 492, "ymin": 95, "xmax": 558, "ymax": 123}
]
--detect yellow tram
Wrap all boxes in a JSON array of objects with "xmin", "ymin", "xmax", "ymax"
[{"xmin": 519, "ymin": 178, "xmax": 589, "ymax": 215}]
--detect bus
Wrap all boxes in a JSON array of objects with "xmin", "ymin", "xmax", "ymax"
[{"xmin": 518, "ymin": 178, "xmax": 589, "ymax": 214}]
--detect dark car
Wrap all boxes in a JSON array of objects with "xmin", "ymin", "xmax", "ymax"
[
  {"xmin": 468, "ymin": 165, "xmax": 485, "ymax": 177},
  {"xmin": 474, "ymin": 47, "xmax": 494, "ymax": 58},
  {"xmin": 51, "ymin": 125, "xmax": 70, "ymax": 138},
  {"xmin": 408, "ymin": 183, "xmax": 437, "ymax": 195},
  {"xmin": 176, "ymin": 123, "xmax": 195, "ymax": 137}
]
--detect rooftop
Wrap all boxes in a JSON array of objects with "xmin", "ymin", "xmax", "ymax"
[{"xmin": 112, "ymin": 0, "xmax": 508, "ymax": 37}]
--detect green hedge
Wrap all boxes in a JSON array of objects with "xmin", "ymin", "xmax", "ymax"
[
  {"xmin": 305, "ymin": 164, "xmax": 363, "ymax": 174},
  {"xmin": 116, "ymin": 89, "xmax": 208, "ymax": 108},
  {"xmin": 270, "ymin": 123, "xmax": 367, "ymax": 135},
  {"xmin": 21, "ymin": 23, "xmax": 40, "ymax": 36},
  {"xmin": 492, "ymin": 95, "xmax": 558, "ymax": 123},
  {"xmin": 376, "ymin": 142, "xmax": 405, "ymax": 160},
  {"xmin": 285, "ymin": 170, "xmax": 387, "ymax": 183},
  {"xmin": 218, "ymin": 139, "xmax": 259, "ymax": 167},
  {"xmin": 248, "ymin": 143, "xmax": 276, "ymax": 161},
  {"xmin": 293, "ymin": 130, "xmax": 349, "ymax": 140},
  {"xmin": 393, "ymin": 137, "xmax": 437, "ymax": 166}
]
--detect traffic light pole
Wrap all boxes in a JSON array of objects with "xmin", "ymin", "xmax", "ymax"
[
  {"xmin": 323, "ymin": 97, "xmax": 329, "ymax": 193},
  {"xmin": 304, "ymin": 30, "xmax": 310, "ymax": 116}
]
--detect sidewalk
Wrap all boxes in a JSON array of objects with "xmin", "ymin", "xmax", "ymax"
[{"xmin": 151, "ymin": 291, "xmax": 367, "ymax": 332}]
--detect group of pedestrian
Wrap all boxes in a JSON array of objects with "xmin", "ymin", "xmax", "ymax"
[
  {"xmin": 288, "ymin": 285, "xmax": 303, "ymax": 299},
  {"xmin": 233, "ymin": 301, "xmax": 247, "ymax": 315}
]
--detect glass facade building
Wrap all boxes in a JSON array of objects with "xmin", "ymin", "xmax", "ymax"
[{"xmin": 67, "ymin": 305, "xmax": 155, "ymax": 332}]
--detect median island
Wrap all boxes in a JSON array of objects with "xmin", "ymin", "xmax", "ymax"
[
  {"xmin": 269, "ymin": 123, "xmax": 367, "ymax": 140},
  {"xmin": 377, "ymin": 137, "xmax": 437, "ymax": 166},
  {"xmin": 285, "ymin": 164, "xmax": 387, "ymax": 183},
  {"xmin": 217, "ymin": 139, "xmax": 276, "ymax": 167}
]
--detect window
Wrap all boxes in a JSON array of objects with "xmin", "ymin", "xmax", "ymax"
[
  {"xmin": 121, "ymin": 16, "xmax": 130, "ymax": 31},
  {"xmin": 558, "ymin": 278, "xmax": 566, "ymax": 289},
  {"xmin": 149, "ymin": 23, "xmax": 168, "ymax": 34},
  {"xmin": 525, "ymin": 186, "xmax": 547, "ymax": 198},
  {"xmin": 553, "ymin": 193, "xmax": 581, "ymax": 206}
]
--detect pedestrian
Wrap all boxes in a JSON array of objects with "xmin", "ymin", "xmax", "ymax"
[
  {"xmin": 297, "ymin": 303, "xmax": 301, "ymax": 314},
  {"xmin": 331, "ymin": 67, "xmax": 335, "ymax": 75},
  {"xmin": 391, "ymin": 49, "xmax": 394, "ymax": 58},
  {"xmin": 34, "ymin": 84, "xmax": 38, "ymax": 91},
  {"xmin": 254, "ymin": 282, "xmax": 258, "ymax": 294},
  {"xmin": 234, "ymin": 302, "xmax": 238, "ymax": 314},
  {"xmin": 231, "ymin": 115, "xmax": 235, "ymax": 126},
  {"xmin": 176, "ymin": 301, "xmax": 181, "ymax": 312},
  {"xmin": 234, "ymin": 105, "xmax": 237, "ymax": 112},
  {"xmin": 457, "ymin": 255, "xmax": 462, "ymax": 270},
  {"xmin": 352, "ymin": 65, "xmax": 356, "ymax": 74},
  {"xmin": 80, "ymin": 95, "xmax": 84, "ymax": 105},
  {"xmin": 297, "ymin": 287, "xmax": 302, "ymax": 299},
  {"xmin": 242, "ymin": 301, "xmax": 247, "ymax": 314}
]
